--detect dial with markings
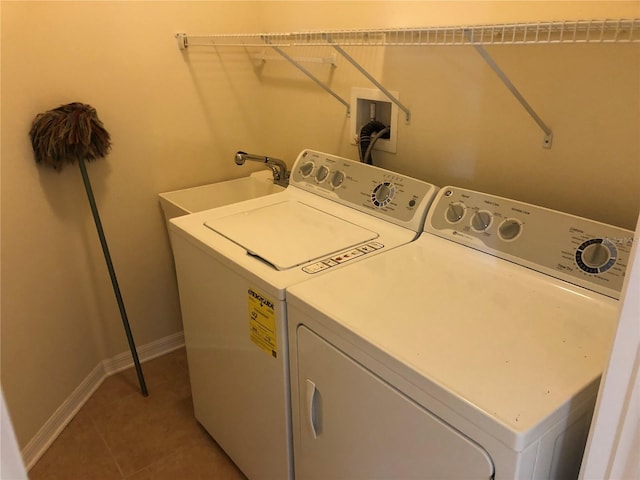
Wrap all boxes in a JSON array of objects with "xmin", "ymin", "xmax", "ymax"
[
  {"xmin": 371, "ymin": 182, "xmax": 396, "ymax": 208},
  {"xmin": 470, "ymin": 210, "xmax": 493, "ymax": 232},
  {"xmin": 445, "ymin": 202, "xmax": 466, "ymax": 223},
  {"xmin": 498, "ymin": 218, "xmax": 523, "ymax": 241},
  {"xmin": 576, "ymin": 238, "xmax": 617, "ymax": 274}
]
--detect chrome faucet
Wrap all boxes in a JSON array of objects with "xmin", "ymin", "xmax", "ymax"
[{"xmin": 234, "ymin": 151, "xmax": 290, "ymax": 187}]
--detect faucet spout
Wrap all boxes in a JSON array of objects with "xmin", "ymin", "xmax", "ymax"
[{"xmin": 234, "ymin": 151, "xmax": 290, "ymax": 187}]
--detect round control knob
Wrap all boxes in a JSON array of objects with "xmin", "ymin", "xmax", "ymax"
[
  {"xmin": 575, "ymin": 238, "xmax": 617, "ymax": 274},
  {"xmin": 315, "ymin": 165, "xmax": 330, "ymax": 183},
  {"xmin": 371, "ymin": 182, "xmax": 395, "ymax": 208},
  {"xmin": 470, "ymin": 210, "xmax": 493, "ymax": 232},
  {"xmin": 445, "ymin": 202, "xmax": 466, "ymax": 223},
  {"xmin": 582, "ymin": 243, "xmax": 610, "ymax": 267},
  {"xmin": 498, "ymin": 218, "xmax": 522, "ymax": 241},
  {"xmin": 330, "ymin": 170, "xmax": 346, "ymax": 189},
  {"xmin": 299, "ymin": 161, "xmax": 314, "ymax": 177}
]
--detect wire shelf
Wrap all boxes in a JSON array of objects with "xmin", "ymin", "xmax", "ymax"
[
  {"xmin": 175, "ymin": 18, "xmax": 639, "ymax": 149},
  {"xmin": 179, "ymin": 19, "xmax": 640, "ymax": 48}
]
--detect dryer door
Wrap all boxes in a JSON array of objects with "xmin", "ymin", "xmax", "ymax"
[{"xmin": 295, "ymin": 326, "xmax": 495, "ymax": 480}]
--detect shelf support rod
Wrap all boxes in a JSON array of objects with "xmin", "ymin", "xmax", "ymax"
[
  {"xmin": 326, "ymin": 36, "xmax": 411, "ymax": 123},
  {"xmin": 470, "ymin": 38, "xmax": 553, "ymax": 148},
  {"xmin": 264, "ymin": 38, "xmax": 351, "ymax": 116}
]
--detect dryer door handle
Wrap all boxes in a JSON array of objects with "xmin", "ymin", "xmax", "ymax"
[{"xmin": 306, "ymin": 379, "xmax": 320, "ymax": 439}]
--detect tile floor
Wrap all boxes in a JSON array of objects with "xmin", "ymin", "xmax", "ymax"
[{"xmin": 29, "ymin": 348, "xmax": 247, "ymax": 480}]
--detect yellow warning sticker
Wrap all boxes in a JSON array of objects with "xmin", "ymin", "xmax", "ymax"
[{"xmin": 247, "ymin": 288, "xmax": 277, "ymax": 358}]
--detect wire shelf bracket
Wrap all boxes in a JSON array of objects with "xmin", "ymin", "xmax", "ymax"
[
  {"xmin": 176, "ymin": 33, "xmax": 188, "ymax": 50},
  {"xmin": 467, "ymin": 30, "xmax": 553, "ymax": 148},
  {"xmin": 326, "ymin": 35, "xmax": 412, "ymax": 123},
  {"xmin": 263, "ymin": 37, "xmax": 351, "ymax": 116}
]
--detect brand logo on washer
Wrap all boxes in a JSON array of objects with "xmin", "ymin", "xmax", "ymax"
[{"xmin": 248, "ymin": 289, "xmax": 274, "ymax": 309}]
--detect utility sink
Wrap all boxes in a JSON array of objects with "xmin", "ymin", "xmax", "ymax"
[{"xmin": 159, "ymin": 170, "xmax": 285, "ymax": 223}]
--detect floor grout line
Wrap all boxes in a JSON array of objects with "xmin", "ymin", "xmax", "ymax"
[{"xmin": 87, "ymin": 413, "xmax": 127, "ymax": 479}]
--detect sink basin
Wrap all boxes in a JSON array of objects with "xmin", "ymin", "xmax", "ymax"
[{"xmin": 159, "ymin": 170, "xmax": 285, "ymax": 223}]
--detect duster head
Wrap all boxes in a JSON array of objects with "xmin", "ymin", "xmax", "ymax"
[{"xmin": 29, "ymin": 102, "xmax": 111, "ymax": 171}]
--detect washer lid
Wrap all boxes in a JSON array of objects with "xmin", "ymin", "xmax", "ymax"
[{"xmin": 204, "ymin": 201, "xmax": 378, "ymax": 270}]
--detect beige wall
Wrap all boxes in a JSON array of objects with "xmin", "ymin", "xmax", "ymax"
[
  {"xmin": 1, "ymin": 0, "xmax": 266, "ymax": 449},
  {"xmin": 1, "ymin": 0, "xmax": 638, "ymax": 452}
]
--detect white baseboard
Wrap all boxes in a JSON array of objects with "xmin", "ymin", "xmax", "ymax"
[
  {"xmin": 101, "ymin": 331, "xmax": 185, "ymax": 375},
  {"xmin": 20, "ymin": 363, "xmax": 105, "ymax": 471},
  {"xmin": 21, "ymin": 332, "xmax": 185, "ymax": 471}
]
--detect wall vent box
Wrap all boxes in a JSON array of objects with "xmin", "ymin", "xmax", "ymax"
[{"xmin": 350, "ymin": 87, "xmax": 399, "ymax": 154}]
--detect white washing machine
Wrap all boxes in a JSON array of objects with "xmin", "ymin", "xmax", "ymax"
[
  {"xmin": 286, "ymin": 186, "xmax": 633, "ymax": 480},
  {"xmin": 168, "ymin": 149, "xmax": 438, "ymax": 480}
]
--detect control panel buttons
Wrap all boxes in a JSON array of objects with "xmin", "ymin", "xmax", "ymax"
[
  {"xmin": 315, "ymin": 165, "xmax": 330, "ymax": 183},
  {"xmin": 576, "ymin": 238, "xmax": 617, "ymax": 274},
  {"xmin": 470, "ymin": 210, "xmax": 493, "ymax": 232},
  {"xmin": 330, "ymin": 170, "xmax": 346, "ymax": 189},
  {"xmin": 498, "ymin": 218, "xmax": 523, "ymax": 241},
  {"xmin": 445, "ymin": 202, "xmax": 466, "ymax": 223},
  {"xmin": 302, "ymin": 242, "xmax": 384, "ymax": 274},
  {"xmin": 371, "ymin": 182, "xmax": 396, "ymax": 208},
  {"xmin": 299, "ymin": 161, "xmax": 314, "ymax": 177},
  {"xmin": 427, "ymin": 186, "xmax": 633, "ymax": 298},
  {"xmin": 290, "ymin": 150, "xmax": 438, "ymax": 225}
]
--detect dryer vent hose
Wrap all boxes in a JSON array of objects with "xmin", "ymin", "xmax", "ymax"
[{"xmin": 358, "ymin": 120, "xmax": 390, "ymax": 165}]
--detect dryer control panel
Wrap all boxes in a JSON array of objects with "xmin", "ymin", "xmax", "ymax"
[
  {"xmin": 426, "ymin": 186, "xmax": 634, "ymax": 299},
  {"xmin": 290, "ymin": 150, "xmax": 438, "ymax": 233}
]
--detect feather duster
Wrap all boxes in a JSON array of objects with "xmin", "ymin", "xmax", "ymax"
[
  {"xmin": 29, "ymin": 102, "xmax": 111, "ymax": 171},
  {"xmin": 27, "ymin": 102, "xmax": 147, "ymax": 396}
]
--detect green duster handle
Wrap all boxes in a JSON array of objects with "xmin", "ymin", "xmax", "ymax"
[{"xmin": 78, "ymin": 157, "xmax": 148, "ymax": 397}]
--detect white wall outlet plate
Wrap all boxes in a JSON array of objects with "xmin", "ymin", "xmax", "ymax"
[{"xmin": 350, "ymin": 87, "xmax": 398, "ymax": 154}]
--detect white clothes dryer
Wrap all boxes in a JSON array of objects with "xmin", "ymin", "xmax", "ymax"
[
  {"xmin": 168, "ymin": 150, "xmax": 438, "ymax": 480},
  {"xmin": 286, "ymin": 186, "xmax": 633, "ymax": 480}
]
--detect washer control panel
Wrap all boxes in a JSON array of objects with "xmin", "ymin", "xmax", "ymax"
[
  {"xmin": 302, "ymin": 241, "xmax": 385, "ymax": 274},
  {"xmin": 426, "ymin": 187, "xmax": 634, "ymax": 299},
  {"xmin": 290, "ymin": 150, "xmax": 438, "ymax": 232}
]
